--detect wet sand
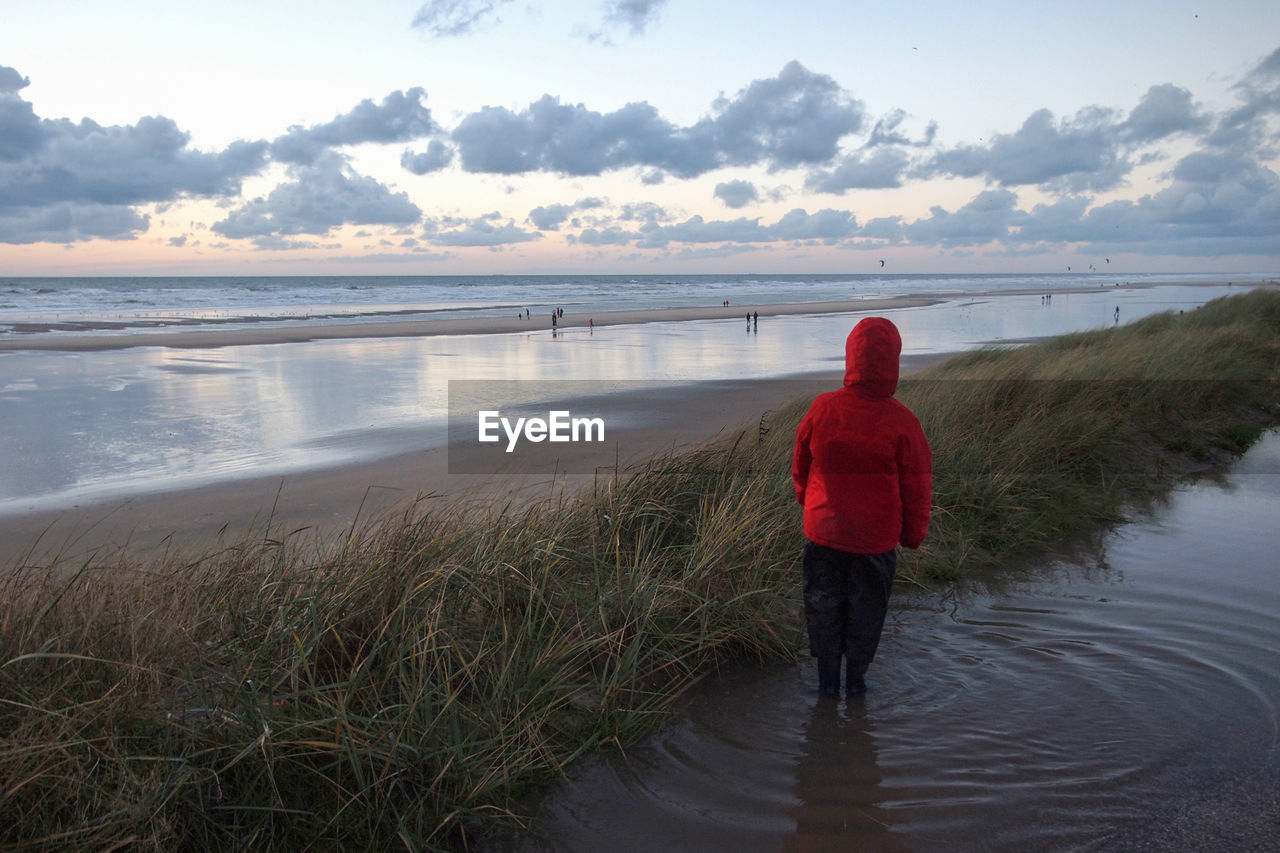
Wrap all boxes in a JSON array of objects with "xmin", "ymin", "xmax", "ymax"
[
  {"xmin": 1, "ymin": 278, "xmax": 1260, "ymax": 565},
  {"xmin": 6, "ymin": 280, "xmax": 1265, "ymax": 354},
  {"xmin": 0, "ymin": 292, "xmax": 973, "ymax": 566},
  {"xmin": 1, "ymin": 370, "xmax": 886, "ymax": 567},
  {"xmin": 0, "ymin": 296, "xmax": 943, "ymax": 352}
]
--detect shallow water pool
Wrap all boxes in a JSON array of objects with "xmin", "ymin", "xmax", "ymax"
[{"xmin": 492, "ymin": 431, "xmax": 1280, "ymax": 851}]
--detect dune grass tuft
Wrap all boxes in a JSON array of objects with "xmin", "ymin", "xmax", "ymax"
[{"xmin": 2, "ymin": 288, "xmax": 1278, "ymax": 849}]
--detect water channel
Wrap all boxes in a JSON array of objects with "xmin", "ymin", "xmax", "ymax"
[{"xmin": 490, "ymin": 431, "xmax": 1280, "ymax": 851}]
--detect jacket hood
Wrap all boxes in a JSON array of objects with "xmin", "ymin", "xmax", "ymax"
[{"xmin": 844, "ymin": 317, "xmax": 901, "ymax": 397}]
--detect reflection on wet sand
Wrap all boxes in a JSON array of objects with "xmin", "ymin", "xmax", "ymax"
[
  {"xmin": 0, "ymin": 285, "xmax": 1243, "ymax": 513},
  {"xmin": 785, "ymin": 697, "xmax": 908, "ymax": 852}
]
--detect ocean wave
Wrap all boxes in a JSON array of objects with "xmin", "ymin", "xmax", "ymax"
[{"xmin": 0, "ymin": 273, "xmax": 1264, "ymax": 340}]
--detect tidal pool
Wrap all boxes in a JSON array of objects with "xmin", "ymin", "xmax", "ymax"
[{"xmin": 491, "ymin": 431, "xmax": 1280, "ymax": 851}]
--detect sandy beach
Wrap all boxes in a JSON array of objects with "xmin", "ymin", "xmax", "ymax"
[
  {"xmin": 1, "ymin": 280, "xmax": 1260, "ymax": 567},
  {"xmin": 0, "ymin": 370, "xmax": 876, "ymax": 567},
  {"xmin": 0, "ymin": 295, "xmax": 945, "ymax": 352},
  {"xmin": 6, "ymin": 280, "xmax": 1264, "ymax": 355}
]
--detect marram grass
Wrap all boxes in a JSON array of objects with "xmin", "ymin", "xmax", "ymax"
[{"xmin": 2, "ymin": 289, "xmax": 1278, "ymax": 850}]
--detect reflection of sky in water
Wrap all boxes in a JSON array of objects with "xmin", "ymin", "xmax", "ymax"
[{"xmin": 0, "ymin": 286, "xmax": 1250, "ymax": 510}]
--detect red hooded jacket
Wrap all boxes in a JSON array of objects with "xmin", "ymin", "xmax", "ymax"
[{"xmin": 792, "ymin": 317, "xmax": 932, "ymax": 553}]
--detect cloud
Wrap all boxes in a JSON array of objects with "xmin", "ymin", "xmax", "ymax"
[
  {"xmin": 857, "ymin": 216, "xmax": 906, "ymax": 244},
  {"xmin": 865, "ymin": 109, "xmax": 936, "ymax": 148},
  {"xmin": 669, "ymin": 243, "xmax": 761, "ymax": 261},
  {"xmin": 1251, "ymin": 45, "xmax": 1280, "ymax": 78},
  {"xmin": 618, "ymin": 201, "xmax": 670, "ymax": 223},
  {"xmin": 0, "ymin": 73, "xmax": 268, "ymax": 243},
  {"xmin": 903, "ymin": 189, "xmax": 1020, "ymax": 248},
  {"xmin": 590, "ymin": 0, "xmax": 668, "ymax": 39},
  {"xmin": 1002, "ymin": 195, "xmax": 1093, "ymax": 245},
  {"xmin": 411, "ymin": 0, "xmax": 512, "ymax": 37},
  {"xmin": 0, "ymin": 91, "xmax": 43, "ymax": 163},
  {"xmin": 451, "ymin": 62, "xmax": 864, "ymax": 178},
  {"xmin": 401, "ymin": 139, "xmax": 455, "ymax": 174},
  {"xmin": 1208, "ymin": 47, "xmax": 1280, "ymax": 152},
  {"xmin": 916, "ymin": 53, "xmax": 1270, "ymax": 201},
  {"xmin": 562, "ymin": 205, "xmax": 861, "ymax": 250},
  {"xmin": 894, "ymin": 145, "xmax": 1280, "ymax": 256},
  {"xmin": 631, "ymin": 207, "xmax": 858, "ymax": 248},
  {"xmin": 328, "ymin": 249, "xmax": 459, "ymax": 263},
  {"xmin": 805, "ymin": 148, "xmax": 910, "ymax": 194},
  {"xmin": 247, "ymin": 235, "xmax": 325, "ymax": 250},
  {"xmin": 0, "ymin": 202, "xmax": 149, "ymax": 244},
  {"xmin": 570, "ymin": 226, "xmax": 635, "ymax": 246},
  {"xmin": 925, "ymin": 107, "xmax": 1129, "ymax": 192},
  {"xmin": 772, "ymin": 208, "xmax": 859, "ymax": 242},
  {"xmin": 527, "ymin": 197, "xmax": 604, "ymax": 230},
  {"xmin": 271, "ymin": 89, "xmax": 441, "ymax": 165},
  {"xmin": 5, "ymin": 49, "xmax": 1277, "ymax": 261},
  {"xmin": 0, "ymin": 65, "xmax": 30, "ymax": 94},
  {"xmin": 0, "ymin": 115, "xmax": 268, "ymax": 211},
  {"xmin": 635, "ymin": 214, "xmax": 768, "ymax": 248},
  {"xmin": 422, "ymin": 211, "xmax": 540, "ymax": 246},
  {"xmin": 1106, "ymin": 151, "xmax": 1280, "ymax": 250},
  {"xmin": 714, "ymin": 179, "xmax": 758, "ymax": 208},
  {"xmin": 452, "ymin": 98, "xmax": 684, "ymax": 175},
  {"xmin": 212, "ymin": 153, "xmax": 421, "ymax": 243},
  {"xmin": 708, "ymin": 61, "xmax": 865, "ymax": 171},
  {"xmin": 1122, "ymin": 84, "xmax": 1208, "ymax": 142},
  {"xmin": 528, "ymin": 203, "xmax": 575, "ymax": 230}
]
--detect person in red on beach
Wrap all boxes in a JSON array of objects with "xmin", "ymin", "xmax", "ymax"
[{"xmin": 792, "ymin": 317, "xmax": 932, "ymax": 697}]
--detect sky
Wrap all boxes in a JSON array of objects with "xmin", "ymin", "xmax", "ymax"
[{"xmin": 2, "ymin": 0, "xmax": 1279, "ymax": 277}]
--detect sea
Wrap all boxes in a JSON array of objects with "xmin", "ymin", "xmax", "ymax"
[
  {"xmin": 0, "ymin": 272, "xmax": 1261, "ymax": 339},
  {"xmin": 0, "ymin": 272, "xmax": 1272, "ymax": 514}
]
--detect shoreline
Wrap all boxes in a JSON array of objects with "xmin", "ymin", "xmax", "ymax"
[
  {"xmin": 0, "ymin": 296, "xmax": 942, "ymax": 352},
  {"xmin": 1, "ymin": 279, "xmax": 1263, "ymax": 353},
  {"xmin": 5, "ymin": 368, "xmax": 925, "ymax": 566},
  {"xmin": 0, "ymin": 278, "xmax": 1265, "ymax": 565},
  {"xmin": 0, "ymin": 355, "xmax": 951, "ymax": 566}
]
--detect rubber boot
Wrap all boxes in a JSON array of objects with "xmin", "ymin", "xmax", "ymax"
[
  {"xmin": 817, "ymin": 656, "xmax": 842, "ymax": 698},
  {"xmin": 846, "ymin": 659, "xmax": 868, "ymax": 695}
]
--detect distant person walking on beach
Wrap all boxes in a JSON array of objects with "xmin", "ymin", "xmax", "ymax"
[
  {"xmin": 753, "ymin": 311, "xmax": 758, "ymax": 330},
  {"xmin": 792, "ymin": 317, "xmax": 932, "ymax": 697}
]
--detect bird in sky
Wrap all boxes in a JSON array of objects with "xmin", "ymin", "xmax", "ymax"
[{"xmin": 879, "ymin": 259, "xmax": 885, "ymax": 268}]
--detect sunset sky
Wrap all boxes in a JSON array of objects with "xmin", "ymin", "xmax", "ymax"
[{"xmin": 2, "ymin": 0, "xmax": 1279, "ymax": 276}]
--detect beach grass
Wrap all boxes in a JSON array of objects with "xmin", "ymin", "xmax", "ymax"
[{"xmin": 2, "ymin": 288, "xmax": 1278, "ymax": 850}]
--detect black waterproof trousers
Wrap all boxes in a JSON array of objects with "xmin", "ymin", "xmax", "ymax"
[{"xmin": 802, "ymin": 541, "xmax": 897, "ymax": 676}]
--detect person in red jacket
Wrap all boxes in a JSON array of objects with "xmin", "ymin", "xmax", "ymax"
[{"xmin": 792, "ymin": 316, "xmax": 932, "ymax": 697}]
